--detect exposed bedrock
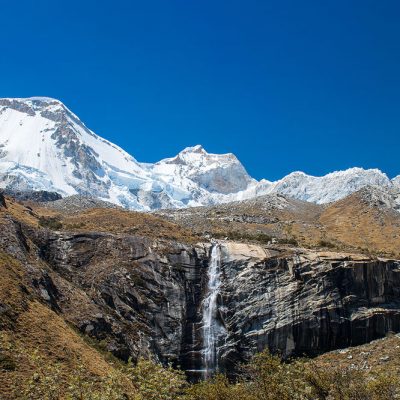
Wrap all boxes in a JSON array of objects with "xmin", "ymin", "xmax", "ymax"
[
  {"xmin": 28, "ymin": 228, "xmax": 210, "ymax": 366},
  {"xmin": 4, "ymin": 219, "xmax": 400, "ymax": 376},
  {"xmin": 215, "ymin": 242, "xmax": 400, "ymax": 375}
]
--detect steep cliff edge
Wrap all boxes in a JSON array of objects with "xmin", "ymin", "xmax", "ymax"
[
  {"xmin": 215, "ymin": 242, "xmax": 400, "ymax": 375},
  {"xmin": 1, "ymin": 195, "xmax": 400, "ymax": 382}
]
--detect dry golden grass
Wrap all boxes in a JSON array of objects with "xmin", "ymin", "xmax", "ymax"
[
  {"xmin": 0, "ymin": 197, "xmax": 41, "ymax": 228},
  {"xmin": 156, "ymin": 192, "xmax": 400, "ymax": 258},
  {"xmin": 315, "ymin": 333, "xmax": 400, "ymax": 375},
  {"xmin": 1, "ymin": 196, "xmax": 199, "ymax": 244},
  {"xmin": 61, "ymin": 208, "xmax": 200, "ymax": 243},
  {"xmin": 0, "ymin": 252, "xmax": 30, "ymax": 328},
  {"xmin": 320, "ymin": 195, "xmax": 400, "ymax": 258},
  {"xmin": 0, "ymin": 252, "xmax": 134, "ymax": 399},
  {"xmin": 4, "ymin": 190, "xmax": 400, "ymax": 258}
]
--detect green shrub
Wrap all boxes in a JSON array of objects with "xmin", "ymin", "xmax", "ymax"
[
  {"xmin": 186, "ymin": 374, "xmax": 252, "ymax": 400},
  {"xmin": 277, "ymin": 237, "xmax": 298, "ymax": 246},
  {"xmin": 186, "ymin": 350, "xmax": 400, "ymax": 400}
]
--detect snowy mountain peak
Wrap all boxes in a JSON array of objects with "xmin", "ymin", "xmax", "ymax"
[
  {"xmin": 171, "ymin": 144, "xmax": 237, "ymax": 164},
  {"xmin": 0, "ymin": 97, "xmax": 149, "ymax": 209},
  {"xmin": 392, "ymin": 175, "xmax": 400, "ymax": 189},
  {"xmin": 26, "ymin": 96, "xmax": 61, "ymax": 102},
  {"xmin": 180, "ymin": 144, "xmax": 205, "ymax": 153},
  {"xmin": 264, "ymin": 167, "xmax": 392, "ymax": 204},
  {"xmin": 0, "ymin": 97, "xmax": 64, "ymax": 113},
  {"xmin": 0, "ymin": 97, "xmax": 398, "ymax": 211},
  {"xmin": 153, "ymin": 145, "xmax": 255, "ymax": 195}
]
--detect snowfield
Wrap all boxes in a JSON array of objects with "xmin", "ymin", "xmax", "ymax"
[{"xmin": 0, "ymin": 97, "xmax": 398, "ymax": 210}]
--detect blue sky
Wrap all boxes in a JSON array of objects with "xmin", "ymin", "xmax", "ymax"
[{"xmin": 1, "ymin": 0, "xmax": 399, "ymax": 180}]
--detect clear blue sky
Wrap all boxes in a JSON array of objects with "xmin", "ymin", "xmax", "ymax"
[{"xmin": 1, "ymin": 1, "xmax": 399, "ymax": 180}]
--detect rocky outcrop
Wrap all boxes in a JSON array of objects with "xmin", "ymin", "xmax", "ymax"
[
  {"xmin": 214, "ymin": 243, "xmax": 400, "ymax": 375},
  {"xmin": 23, "ymin": 226, "xmax": 209, "ymax": 366},
  {"xmin": 2, "ymin": 211, "xmax": 400, "ymax": 378},
  {"xmin": 0, "ymin": 191, "xmax": 6, "ymax": 208},
  {"xmin": 43, "ymin": 195, "xmax": 120, "ymax": 213},
  {"xmin": 4, "ymin": 190, "xmax": 62, "ymax": 203}
]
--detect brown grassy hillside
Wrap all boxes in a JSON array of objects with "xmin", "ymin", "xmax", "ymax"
[
  {"xmin": 156, "ymin": 189, "xmax": 400, "ymax": 258},
  {"xmin": 0, "ymin": 251, "xmax": 136, "ymax": 399}
]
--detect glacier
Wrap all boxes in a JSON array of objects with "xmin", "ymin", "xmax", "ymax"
[{"xmin": 0, "ymin": 97, "xmax": 397, "ymax": 210}]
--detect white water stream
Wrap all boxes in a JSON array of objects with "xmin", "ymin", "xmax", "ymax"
[{"xmin": 201, "ymin": 243, "xmax": 226, "ymax": 378}]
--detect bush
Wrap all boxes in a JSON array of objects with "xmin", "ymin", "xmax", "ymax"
[
  {"xmin": 277, "ymin": 237, "xmax": 299, "ymax": 246},
  {"xmin": 0, "ymin": 353, "xmax": 16, "ymax": 371},
  {"xmin": 38, "ymin": 216, "xmax": 63, "ymax": 230},
  {"xmin": 243, "ymin": 351, "xmax": 309, "ymax": 400},
  {"xmin": 317, "ymin": 240, "xmax": 335, "ymax": 249},
  {"xmin": 186, "ymin": 374, "xmax": 251, "ymax": 400},
  {"xmin": 213, "ymin": 231, "xmax": 272, "ymax": 244},
  {"xmin": 128, "ymin": 358, "xmax": 187, "ymax": 400},
  {"xmin": 186, "ymin": 350, "xmax": 400, "ymax": 400},
  {"xmin": 12, "ymin": 350, "xmax": 137, "ymax": 400}
]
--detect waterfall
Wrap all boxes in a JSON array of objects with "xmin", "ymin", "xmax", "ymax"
[{"xmin": 201, "ymin": 243, "xmax": 225, "ymax": 378}]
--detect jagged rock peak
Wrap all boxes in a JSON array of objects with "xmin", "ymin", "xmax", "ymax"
[
  {"xmin": 153, "ymin": 144, "xmax": 255, "ymax": 195},
  {"xmin": 344, "ymin": 185, "xmax": 400, "ymax": 212}
]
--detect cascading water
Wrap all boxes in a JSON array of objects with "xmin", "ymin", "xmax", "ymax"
[{"xmin": 201, "ymin": 243, "xmax": 226, "ymax": 378}]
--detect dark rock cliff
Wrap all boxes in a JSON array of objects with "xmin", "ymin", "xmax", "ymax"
[
  {"xmin": 2, "ymin": 217, "xmax": 400, "ymax": 378},
  {"xmin": 215, "ymin": 242, "xmax": 400, "ymax": 375},
  {"xmin": 29, "ymin": 228, "xmax": 210, "ymax": 367}
]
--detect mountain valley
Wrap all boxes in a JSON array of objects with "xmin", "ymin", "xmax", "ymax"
[{"xmin": 1, "ymin": 182, "xmax": 400, "ymax": 397}]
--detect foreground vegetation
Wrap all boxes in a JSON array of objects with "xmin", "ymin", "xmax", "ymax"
[{"xmin": 2, "ymin": 340, "xmax": 399, "ymax": 400}]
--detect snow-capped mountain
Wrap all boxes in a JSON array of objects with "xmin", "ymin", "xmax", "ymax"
[
  {"xmin": 392, "ymin": 175, "xmax": 400, "ymax": 190},
  {"xmin": 0, "ymin": 97, "xmax": 153, "ymax": 209},
  {"xmin": 0, "ymin": 97, "xmax": 398, "ymax": 210},
  {"xmin": 0, "ymin": 97, "xmax": 257, "ymax": 210},
  {"xmin": 264, "ymin": 168, "xmax": 392, "ymax": 204},
  {"xmin": 221, "ymin": 168, "xmax": 395, "ymax": 205},
  {"xmin": 143, "ymin": 144, "xmax": 256, "ymax": 205}
]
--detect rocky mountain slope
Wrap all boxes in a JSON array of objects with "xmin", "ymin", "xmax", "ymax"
[
  {"xmin": 1, "ymin": 97, "xmax": 399, "ymax": 210},
  {"xmin": 1, "ymin": 190, "xmax": 400, "ymax": 391},
  {"xmin": 157, "ymin": 185, "xmax": 400, "ymax": 258}
]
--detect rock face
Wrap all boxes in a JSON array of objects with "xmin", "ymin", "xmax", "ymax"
[
  {"xmin": 214, "ymin": 243, "xmax": 400, "ymax": 375},
  {"xmin": 43, "ymin": 195, "xmax": 120, "ymax": 213},
  {"xmin": 28, "ymin": 228, "xmax": 209, "ymax": 365},
  {"xmin": 3, "ymin": 190, "xmax": 62, "ymax": 202},
  {"xmin": 2, "ymin": 212, "xmax": 400, "ymax": 378}
]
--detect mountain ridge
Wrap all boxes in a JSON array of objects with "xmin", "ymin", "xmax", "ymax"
[{"xmin": 0, "ymin": 97, "xmax": 398, "ymax": 210}]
